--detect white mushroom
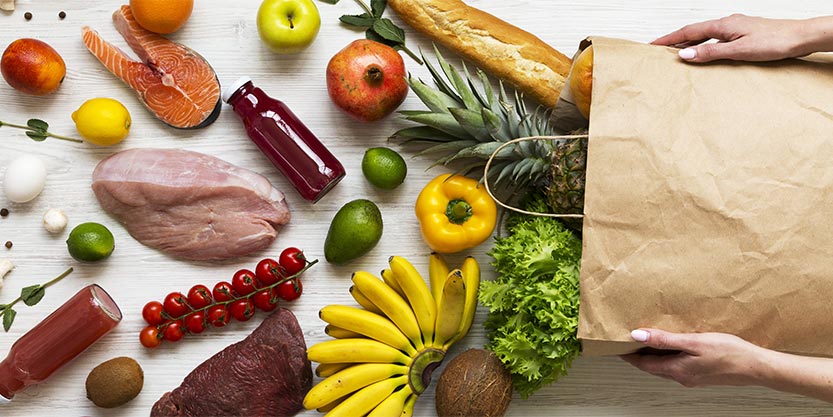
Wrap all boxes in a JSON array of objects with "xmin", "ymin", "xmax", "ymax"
[
  {"xmin": 0, "ymin": 259, "xmax": 14, "ymax": 289},
  {"xmin": 43, "ymin": 208, "xmax": 68, "ymax": 234}
]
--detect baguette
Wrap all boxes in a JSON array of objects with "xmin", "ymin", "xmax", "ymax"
[{"xmin": 387, "ymin": 0, "xmax": 572, "ymax": 108}]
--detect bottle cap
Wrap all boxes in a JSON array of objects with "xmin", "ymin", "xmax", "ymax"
[{"xmin": 222, "ymin": 76, "xmax": 252, "ymax": 103}]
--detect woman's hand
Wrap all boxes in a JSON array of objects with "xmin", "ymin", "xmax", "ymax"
[
  {"xmin": 652, "ymin": 14, "xmax": 829, "ymax": 63},
  {"xmin": 621, "ymin": 328, "xmax": 771, "ymax": 387}
]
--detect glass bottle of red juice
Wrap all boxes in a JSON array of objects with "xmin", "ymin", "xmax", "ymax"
[
  {"xmin": 0, "ymin": 284, "xmax": 122, "ymax": 401},
  {"xmin": 223, "ymin": 77, "xmax": 346, "ymax": 203}
]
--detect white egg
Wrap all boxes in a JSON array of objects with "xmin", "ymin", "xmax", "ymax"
[{"xmin": 4, "ymin": 154, "xmax": 47, "ymax": 203}]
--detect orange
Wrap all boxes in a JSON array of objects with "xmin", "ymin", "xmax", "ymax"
[
  {"xmin": 569, "ymin": 45, "xmax": 593, "ymax": 119},
  {"xmin": 129, "ymin": 0, "xmax": 194, "ymax": 35}
]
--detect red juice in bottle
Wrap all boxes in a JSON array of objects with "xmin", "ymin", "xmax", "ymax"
[
  {"xmin": 223, "ymin": 77, "xmax": 346, "ymax": 203},
  {"xmin": 0, "ymin": 284, "xmax": 122, "ymax": 401}
]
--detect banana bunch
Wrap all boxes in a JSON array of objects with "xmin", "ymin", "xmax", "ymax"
[{"xmin": 303, "ymin": 254, "xmax": 480, "ymax": 416}]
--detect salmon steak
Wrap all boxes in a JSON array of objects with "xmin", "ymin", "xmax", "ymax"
[{"xmin": 82, "ymin": 5, "xmax": 221, "ymax": 129}]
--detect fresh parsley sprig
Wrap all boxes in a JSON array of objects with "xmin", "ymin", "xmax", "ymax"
[
  {"xmin": 320, "ymin": 0, "xmax": 423, "ymax": 65},
  {"xmin": 0, "ymin": 267, "xmax": 73, "ymax": 331},
  {"xmin": 0, "ymin": 118, "xmax": 82, "ymax": 143}
]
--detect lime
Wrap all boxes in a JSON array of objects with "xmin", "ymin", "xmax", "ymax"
[
  {"xmin": 71, "ymin": 98, "xmax": 131, "ymax": 146},
  {"xmin": 67, "ymin": 222, "xmax": 115, "ymax": 262},
  {"xmin": 361, "ymin": 147, "xmax": 407, "ymax": 190}
]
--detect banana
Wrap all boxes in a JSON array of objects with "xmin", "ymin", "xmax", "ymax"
[
  {"xmin": 319, "ymin": 305, "xmax": 416, "ymax": 355},
  {"xmin": 388, "ymin": 256, "xmax": 437, "ymax": 346},
  {"xmin": 303, "ymin": 363, "xmax": 408, "ymax": 410},
  {"xmin": 445, "ymin": 256, "xmax": 481, "ymax": 348},
  {"xmin": 352, "ymin": 270, "xmax": 424, "ymax": 351},
  {"xmin": 432, "ymin": 269, "xmax": 466, "ymax": 348},
  {"xmin": 308, "ymin": 338, "xmax": 412, "ymax": 365},
  {"xmin": 316, "ymin": 395, "xmax": 345, "ymax": 413},
  {"xmin": 366, "ymin": 384, "xmax": 413, "ymax": 417},
  {"xmin": 349, "ymin": 284, "xmax": 384, "ymax": 315},
  {"xmin": 324, "ymin": 375, "xmax": 409, "ymax": 417},
  {"xmin": 428, "ymin": 252, "xmax": 450, "ymax": 308},
  {"xmin": 324, "ymin": 324, "xmax": 363, "ymax": 339},
  {"xmin": 316, "ymin": 362, "xmax": 354, "ymax": 378},
  {"xmin": 380, "ymin": 268, "xmax": 405, "ymax": 298},
  {"xmin": 401, "ymin": 393, "xmax": 417, "ymax": 417}
]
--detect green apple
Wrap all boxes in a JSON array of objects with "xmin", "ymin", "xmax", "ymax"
[{"xmin": 257, "ymin": 0, "xmax": 321, "ymax": 54}]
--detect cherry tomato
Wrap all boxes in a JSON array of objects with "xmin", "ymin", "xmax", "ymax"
[
  {"xmin": 279, "ymin": 247, "xmax": 306, "ymax": 276},
  {"xmin": 232, "ymin": 269, "xmax": 258, "ymax": 296},
  {"xmin": 187, "ymin": 285, "xmax": 213, "ymax": 309},
  {"xmin": 252, "ymin": 288, "xmax": 279, "ymax": 312},
  {"xmin": 142, "ymin": 301, "xmax": 166, "ymax": 325},
  {"xmin": 185, "ymin": 312, "xmax": 206, "ymax": 334},
  {"xmin": 163, "ymin": 292, "xmax": 191, "ymax": 318},
  {"xmin": 208, "ymin": 305, "xmax": 230, "ymax": 327},
  {"xmin": 255, "ymin": 258, "xmax": 282, "ymax": 286},
  {"xmin": 140, "ymin": 325, "xmax": 162, "ymax": 348},
  {"xmin": 277, "ymin": 279, "xmax": 303, "ymax": 301},
  {"xmin": 163, "ymin": 320, "xmax": 185, "ymax": 342},
  {"xmin": 229, "ymin": 298, "xmax": 255, "ymax": 321},
  {"xmin": 212, "ymin": 281, "xmax": 236, "ymax": 302}
]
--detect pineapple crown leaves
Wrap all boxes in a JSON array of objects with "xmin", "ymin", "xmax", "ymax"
[{"xmin": 391, "ymin": 45, "xmax": 560, "ymax": 187}]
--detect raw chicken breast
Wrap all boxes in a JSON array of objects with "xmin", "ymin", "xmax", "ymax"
[{"xmin": 92, "ymin": 148, "xmax": 290, "ymax": 261}]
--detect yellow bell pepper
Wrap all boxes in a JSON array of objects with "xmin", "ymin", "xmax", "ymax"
[{"xmin": 415, "ymin": 174, "xmax": 497, "ymax": 253}]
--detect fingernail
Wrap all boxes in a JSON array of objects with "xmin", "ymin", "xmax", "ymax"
[
  {"xmin": 678, "ymin": 48, "xmax": 697, "ymax": 60},
  {"xmin": 631, "ymin": 329, "xmax": 650, "ymax": 342}
]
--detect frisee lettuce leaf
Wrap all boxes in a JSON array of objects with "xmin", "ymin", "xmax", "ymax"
[{"xmin": 480, "ymin": 194, "xmax": 582, "ymax": 398}]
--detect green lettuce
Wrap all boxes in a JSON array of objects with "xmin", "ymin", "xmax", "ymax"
[{"xmin": 480, "ymin": 195, "xmax": 582, "ymax": 398}]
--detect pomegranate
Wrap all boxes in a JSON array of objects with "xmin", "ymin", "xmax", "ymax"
[{"xmin": 326, "ymin": 39, "xmax": 407, "ymax": 122}]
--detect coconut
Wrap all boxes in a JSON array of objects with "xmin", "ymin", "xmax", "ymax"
[{"xmin": 435, "ymin": 348, "xmax": 513, "ymax": 417}]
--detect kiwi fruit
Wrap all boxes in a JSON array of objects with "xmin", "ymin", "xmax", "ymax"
[
  {"xmin": 435, "ymin": 348, "xmax": 513, "ymax": 417},
  {"xmin": 85, "ymin": 356, "xmax": 144, "ymax": 408}
]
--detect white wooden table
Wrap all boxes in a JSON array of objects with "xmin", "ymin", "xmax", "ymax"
[{"xmin": 1, "ymin": 0, "xmax": 832, "ymax": 416}]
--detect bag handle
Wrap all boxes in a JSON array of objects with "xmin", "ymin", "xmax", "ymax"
[{"xmin": 482, "ymin": 134, "xmax": 589, "ymax": 218}]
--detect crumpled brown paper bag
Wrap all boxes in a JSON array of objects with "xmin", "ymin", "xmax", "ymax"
[{"xmin": 572, "ymin": 36, "xmax": 833, "ymax": 356}]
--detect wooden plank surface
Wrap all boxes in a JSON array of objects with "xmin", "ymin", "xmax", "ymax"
[{"xmin": 1, "ymin": 0, "xmax": 832, "ymax": 415}]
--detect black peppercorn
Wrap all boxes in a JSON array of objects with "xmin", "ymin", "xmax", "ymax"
[
  {"xmin": 4, "ymin": 241, "xmax": 12, "ymax": 249},
  {"xmin": 58, "ymin": 10, "xmax": 66, "ymax": 19},
  {"xmin": 0, "ymin": 208, "xmax": 8, "ymax": 217},
  {"xmin": 24, "ymin": 11, "xmax": 32, "ymax": 20}
]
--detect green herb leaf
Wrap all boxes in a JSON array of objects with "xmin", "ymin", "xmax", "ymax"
[
  {"xmin": 339, "ymin": 13, "xmax": 375, "ymax": 27},
  {"xmin": 2, "ymin": 308, "xmax": 15, "ymax": 332},
  {"xmin": 25, "ymin": 131, "xmax": 48, "ymax": 142},
  {"xmin": 20, "ymin": 285, "xmax": 45, "ymax": 306},
  {"xmin": 372, "ymin": 18, "xmax": 405, "ymax": 44},
  {"xmin": 365, "ymin": 28, "xmax": 398, "ymax": 47},
  {"xmin": 370, "ymin": 0, "xmax": 386, "ymax": 18},
  {"xmin": 26, "ymin": 118, "xmax": 49, "ymax": 132}
]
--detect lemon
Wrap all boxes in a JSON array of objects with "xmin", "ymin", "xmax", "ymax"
[
  {"xmin": 67, "ymin": 222, "xmax": 115, "ymax": 262},
  {"xmin": 362, "ymin": 147, "xmax": 407, "ymax": 190},
  {"xmin": 72, "ymin": 98, "xmax": 131, "ymax": 146}
]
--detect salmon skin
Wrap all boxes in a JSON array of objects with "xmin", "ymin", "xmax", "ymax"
[{"xmin": 82, "ymin": 5, "xmax": 221, "ymax": 129}]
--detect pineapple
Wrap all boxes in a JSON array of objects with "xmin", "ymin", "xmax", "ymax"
[{"xmin": 391, "ymin": 48, "xmax": 587, "ymax": 230}]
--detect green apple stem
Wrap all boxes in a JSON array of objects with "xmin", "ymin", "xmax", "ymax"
[{"xmin": 0, "ymin": 119, "xmax": 83, "ymax": 143}]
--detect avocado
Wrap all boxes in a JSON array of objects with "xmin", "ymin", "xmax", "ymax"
[
  {"xmin": 85, "ymin": 356, "xmax": 143, "ymax": 408},
  {"xmin": 324, "ymin": 199, "xmax": 383, "ymax": 264}
]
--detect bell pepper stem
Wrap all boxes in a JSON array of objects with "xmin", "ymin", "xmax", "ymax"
[{"xmin": 445, "ymin": 199, "xmax": 472, "ymax": 225}]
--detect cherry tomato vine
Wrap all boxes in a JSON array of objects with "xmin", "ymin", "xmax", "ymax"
[{"xmin": 140, "ymin": 247, "xmax": 315, "ymax": 348}]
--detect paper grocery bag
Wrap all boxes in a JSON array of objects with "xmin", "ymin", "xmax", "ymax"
[{"xmin": 573, "ymin": 37, "xmax": 833, "ymax": 356}]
